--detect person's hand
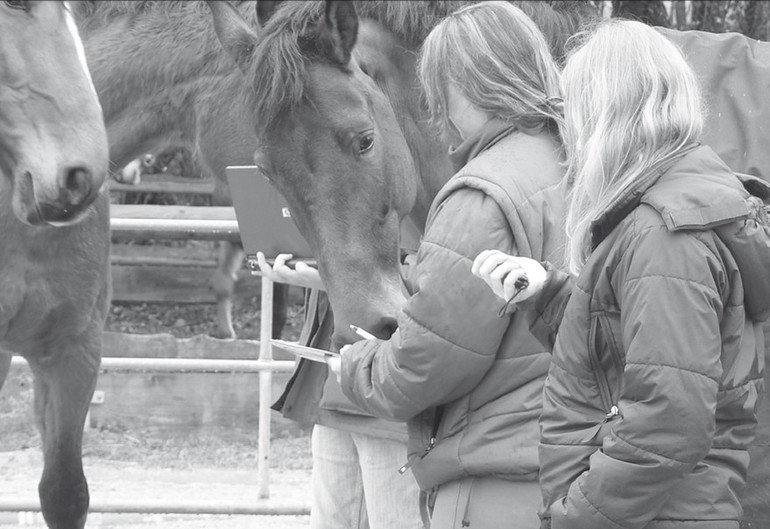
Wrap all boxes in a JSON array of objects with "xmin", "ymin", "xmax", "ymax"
[
  {"xmin": 256, "ymin": 252, "xmax": 324, "ymax": 290},
  {"xmin": 471, "ymin": 250, "xmax": 546, "ymax": 303}
]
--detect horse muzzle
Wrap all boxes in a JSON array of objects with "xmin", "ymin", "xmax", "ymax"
[
  {"xmin": 329, "ymin": 281, "xmax": 406, "ymax": 352},
  {"xmin": 12, "ymin": 164, "xmax": 104, "ymax": 226}
]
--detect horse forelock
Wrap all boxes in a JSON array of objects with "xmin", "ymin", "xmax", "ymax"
[{"xmin": 248, "ymin": 1, "xmax": 324, "ymax": 139}]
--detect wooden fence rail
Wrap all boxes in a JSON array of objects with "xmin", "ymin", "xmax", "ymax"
[{"xmin": 109, "ymin": 174, "xmax": 216, "ymax": 196}]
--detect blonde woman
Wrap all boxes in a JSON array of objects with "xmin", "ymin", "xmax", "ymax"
[
  {"xmin": 325, "ymin": 2, "xmax": 567, "ymax": 527},
  {"xmin": 473, "ymin": 20, "xmax": 770, "ymax": 528}
]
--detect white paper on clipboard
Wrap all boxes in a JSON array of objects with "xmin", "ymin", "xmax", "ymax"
[{"xmin": 271, "ymin": 339, "xmax": 339, "ymax": 363}]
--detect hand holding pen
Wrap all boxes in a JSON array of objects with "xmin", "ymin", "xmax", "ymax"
[{"xmin": 327, "ymin": 324, "xmax": 378, "ymax": 384}]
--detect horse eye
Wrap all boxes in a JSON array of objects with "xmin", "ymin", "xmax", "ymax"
[
  {"xmin": 4, "ymin": 0, "xmax": 30, "ymax": 11},
  {"xmin": 358, "ymin": 134, "xmax": 375, "ymax": 155}
]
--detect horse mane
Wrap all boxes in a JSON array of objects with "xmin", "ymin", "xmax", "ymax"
[{"xmin": 249, "ymin": 0, "xmax": 596, "ymax": 138}]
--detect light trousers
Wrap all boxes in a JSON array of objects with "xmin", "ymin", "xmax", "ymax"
[{"xmin": 310, "ymin": 424, "xmax": 424, "ymax": 529}]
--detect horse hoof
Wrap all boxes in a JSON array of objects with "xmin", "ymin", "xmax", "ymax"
[{"xmin": 209, "ymin": 329, "xmax": 237, "ymax": 340}]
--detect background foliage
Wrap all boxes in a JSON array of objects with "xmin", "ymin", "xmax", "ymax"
[{"xmin": 603, "ymin": 0, "xmax": 770, "ymax": 39}]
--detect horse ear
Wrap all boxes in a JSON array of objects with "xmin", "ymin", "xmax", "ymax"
[
  {"xmin": 320, "ymin": 0, "xmax": 358, "ymax": 66},
  {"xmin": 206, "ymin": 0, "xmax": 259, "ymax": 72},
  {"xmin": 256, "ymin": 1, "xmax": 282, "ymax": 27}
]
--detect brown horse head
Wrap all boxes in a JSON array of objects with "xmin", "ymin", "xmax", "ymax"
[
  {"xmin": 210, "ymin": 1, "xmax": 450, "ymax": 345},
  {"xmin": 0, "ymin": 1, "xmax": 108, "ymax": 226}
]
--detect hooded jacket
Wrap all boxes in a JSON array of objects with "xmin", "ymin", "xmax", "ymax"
[
  {"xmin": 341, "ymin": 120, "xmax": 566, "ymax": 490},
  {"xmin": 533, "ymin": 146, "xmax": 769, "ymax": 529}
]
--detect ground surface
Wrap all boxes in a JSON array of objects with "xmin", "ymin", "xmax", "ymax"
[
  {"xmin": 0, "ymin": 448, "xmax": 312, "ymax": 529},
  {"xmin": 1, "ymin": 301, "xmax": 313, "ymax": 528}
]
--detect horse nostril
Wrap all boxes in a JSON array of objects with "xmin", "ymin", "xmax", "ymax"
[
  {"xmin": 63, "ymin": 166, "xmax": 92, "ymax": 205},
  {"xmin": 371, "ymin": 317, "xmax": 399, "ymax": 339}
]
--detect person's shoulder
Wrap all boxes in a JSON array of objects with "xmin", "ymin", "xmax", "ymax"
[{"xmin": 615, "ymin": 206, "xmax": 724, "ymax": 286}]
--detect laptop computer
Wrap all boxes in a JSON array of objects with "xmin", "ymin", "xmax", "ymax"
[{"xmin": 226, "ymin": 166, "xmax": 314, "ymax": 269}]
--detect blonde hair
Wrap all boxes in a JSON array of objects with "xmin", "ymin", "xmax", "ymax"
[
  {"xmin": 418, "ymin": 1, "xmax": 564, "ymax": 140},
  {"xmin": 561, "ymin": 19, "xmax": 704, "ymax": 274}
]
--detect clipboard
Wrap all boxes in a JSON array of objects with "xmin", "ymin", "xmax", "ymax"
[{"xmin": 271, "ymin": 339, "xmax": 339, "ymax": 363}]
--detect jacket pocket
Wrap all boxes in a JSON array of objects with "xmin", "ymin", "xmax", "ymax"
[
  {"xmin": 400, "ymin": 406, "xmax": 443, "ymax": 474},
  {"xmin": 587, "ymin": 313, "xmax": 624, "ymax": 421}
]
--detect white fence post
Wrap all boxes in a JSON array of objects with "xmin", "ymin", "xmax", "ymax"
[{"xmin": 257, "ymin": 275, "xmax": 274, "ymax": 500}]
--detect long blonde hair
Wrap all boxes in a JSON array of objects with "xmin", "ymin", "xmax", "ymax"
[
  {"xmin": 561, "ymin": 19, "xmax": 704, "ymax": 274},
  {"xmin": 418, "ymin": 1, "xmax": 564, "ymax": 140}
]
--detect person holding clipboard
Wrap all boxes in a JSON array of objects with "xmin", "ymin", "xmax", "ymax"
[{"xmin": 256, "ymin": 252, "xmax": 423, "ymax": 529}]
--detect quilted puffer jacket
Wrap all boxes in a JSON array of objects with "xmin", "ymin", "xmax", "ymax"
[
  {"xmin": 340, "ymin": 120, "xmax": 566, "ymax": 490},
  {"xmin": 531, "ymin": 146, "xmax": 769, "ymax": 529}
]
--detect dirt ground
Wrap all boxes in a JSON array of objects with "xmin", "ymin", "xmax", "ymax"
[
  {"xmin": 0, "ymin": 448, "xmax": 312, "ymax": 528},
  {"xmin": 1, "ymin": 298, "xmax": 313, "ymax": 528}
]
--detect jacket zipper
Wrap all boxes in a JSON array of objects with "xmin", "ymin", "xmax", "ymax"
[
  {"xmin": 587, "ymin": 315, "xmax": 621, "ymax": 421},
  {"xmin": 399, "ymin": 406, "xmax": 443, "ymax": 474}
]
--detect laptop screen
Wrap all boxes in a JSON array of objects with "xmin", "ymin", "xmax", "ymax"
[{"xmin": 226, "ymin": 165, "xmax": 314, "ymax": 260}]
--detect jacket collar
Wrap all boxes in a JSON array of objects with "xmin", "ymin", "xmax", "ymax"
[
  {"xmin": 589, "ymin": 144, "xmax": 703, "ymax": 248},
  {"xmin": 448, "ymin": 119, "xmax": 516, "ymax": 172}
]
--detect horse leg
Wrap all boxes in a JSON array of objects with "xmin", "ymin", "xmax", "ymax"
[
  {"xmin": 210, "ymin": 241, "xmax": 242, "ymax": 339},
  {"xmin": 28, "ymin": 334, "xmax": 100, "ymax": 529},
  {"xmin": 0, "ymin": 350, "xmax": 10, "ymax": 392}
]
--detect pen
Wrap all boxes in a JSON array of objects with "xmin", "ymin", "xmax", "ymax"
[{"xmin": 350, "ymin": 324, "xmax": 376, "ymax": 340}]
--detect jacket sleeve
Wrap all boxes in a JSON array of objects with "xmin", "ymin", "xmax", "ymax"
[
  {"xmin": 518, "ymin": 262, "xmax": 574, "ymax": 350},
  {"xmin": 551, "ymin": 227, "xmax": 724, "ymax": 529},
  {"xmin": 340, "ymin": 187, "xmax": 517, "ymax": 421}
]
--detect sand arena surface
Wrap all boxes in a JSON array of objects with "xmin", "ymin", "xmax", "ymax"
[{"xmin": 0, "ymin": 449, "xmax": 312, "ymax": 529}]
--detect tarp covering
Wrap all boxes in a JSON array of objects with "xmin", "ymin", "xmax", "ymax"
[{"xmin": 663, "ymin": 27, "xmax": 770, "ymax": 182}]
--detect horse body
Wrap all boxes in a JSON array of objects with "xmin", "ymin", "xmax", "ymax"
[
  {"xmin": 72, "ymin": 1, "xmax": 288, "ymax": 339},
  {"xmin": 0, "ymin": 2, "xmax": 110, "ymax": 528}
]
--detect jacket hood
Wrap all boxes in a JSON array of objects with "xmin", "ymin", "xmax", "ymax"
[{"xmin": 642, "ymin": 146, "xmax": 770, "ymax": 321}]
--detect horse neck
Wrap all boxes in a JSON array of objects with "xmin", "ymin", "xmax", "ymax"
[
  {"xmin": 406, "ymin": 134, "xmax": 451, "ymax": 231},
  {"xmin": 76, "ymin": 3, "xmax": 251, "ymax": 168}
]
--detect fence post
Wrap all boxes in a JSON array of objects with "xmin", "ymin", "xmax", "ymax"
[{"xmin": 257, "ymin": 275, "xmax": 274, "ymax": 500}]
